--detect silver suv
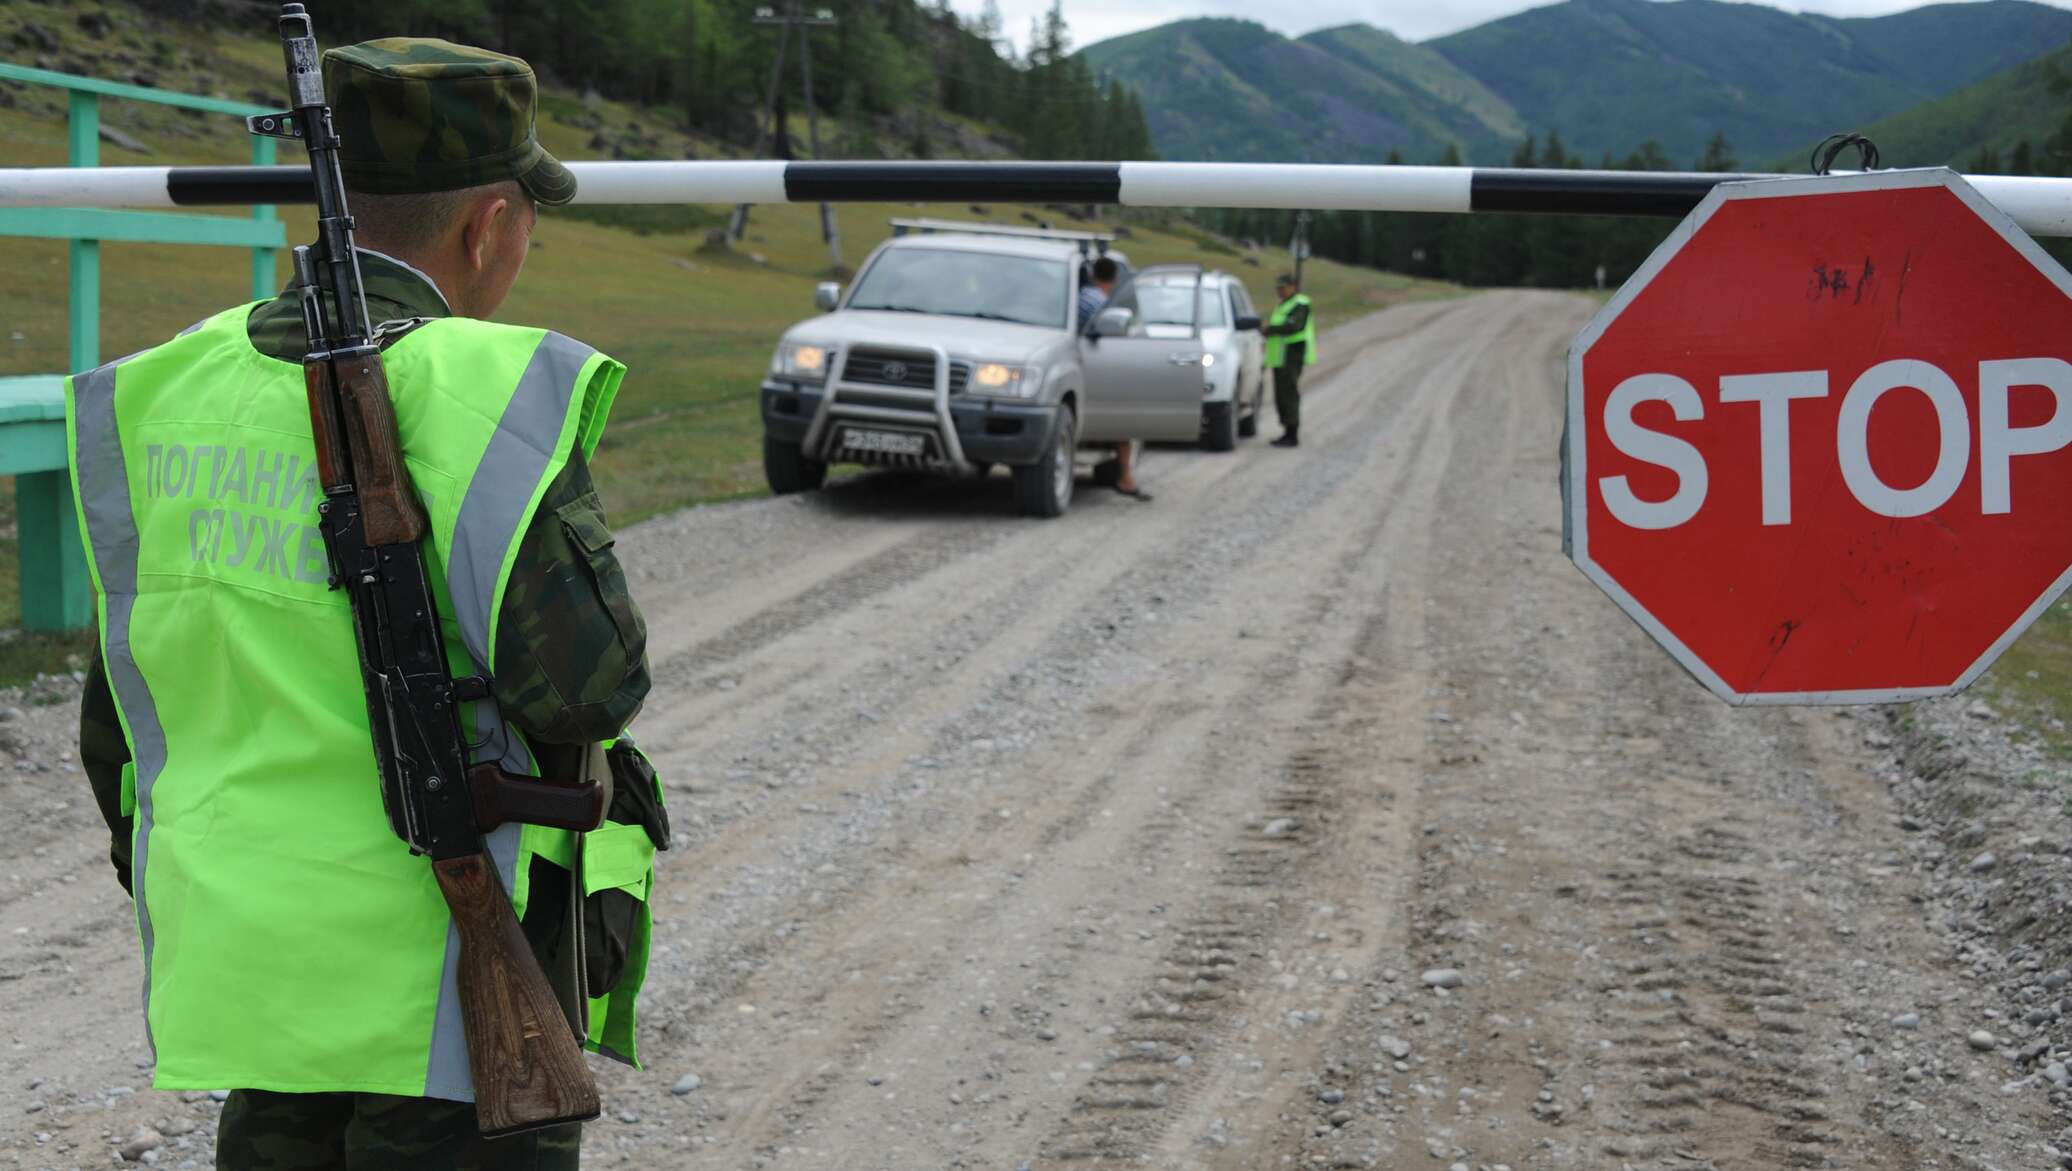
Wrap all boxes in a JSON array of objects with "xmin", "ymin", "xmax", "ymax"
[{"xmin": 759, "ymin": 220, "xmax": 1256, "ymax": 517}]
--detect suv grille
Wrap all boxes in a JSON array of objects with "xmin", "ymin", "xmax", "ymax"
[{"xmin": 844, "ymin": 349, "xmax": 972, "ymax": 394}]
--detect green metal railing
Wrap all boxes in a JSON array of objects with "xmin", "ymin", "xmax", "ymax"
[{"xmin": 0, "ymin": 62, "xmax": 288, "ymax": 630}]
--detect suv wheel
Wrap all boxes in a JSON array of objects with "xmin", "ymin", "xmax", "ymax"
[
  {"xmin": 1203, "ymin": 400, "xmax": 1237, "ymax": 452},
  {"xmin": 1237, "ymin": 375, "xmax": 1261, "ymax": 438},
  {"xmin": 765, "ymin": 435, "xmax": 827, "ymax": 494},
  {"xmin": 1014, "ymin": 406, "xmax": 1076, "ymax": 518},
  {"xmin": 1237, "ymin": 399, "xmax": 1260, "ymax": 439}
]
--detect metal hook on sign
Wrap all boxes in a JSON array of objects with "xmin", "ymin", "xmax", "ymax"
[{"xmin": 1811, "ymin": 133, "xmax": 1881, "ymax": 176}]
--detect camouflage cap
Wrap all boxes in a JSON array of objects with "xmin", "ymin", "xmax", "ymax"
[{"xmin": 321, "ymin": 38, "xmax": 575, "ymax": 206}]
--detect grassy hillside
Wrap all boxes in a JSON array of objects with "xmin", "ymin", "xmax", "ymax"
[
  {"xmin": 1300, "ymin": 25, "xmax": 1525, "ymax": 145},
  {"xmin": 1778, "ymin": 42, "xmax": 2071, "ymax": 170},
  {"xmin": 1079, "ymin": 18, "xmax": 1517, "ymax": 165},
  {"xmin": 1081, "ymin": 0, "xmax": 2072, "ymax": 170},
  {"xmin": 1803, "ymin": 0, "xmax": 2072, "ymax": 99},
  {"xmin": 1429, "ymin": 0, "xmax": 2072, "ymax": 165}
]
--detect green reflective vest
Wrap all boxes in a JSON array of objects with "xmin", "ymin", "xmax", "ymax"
[
  {"xmin": 66, "ymin": 303, "xmax": 653, "ymax": 1100},
  {"xmin": 1265, "ymin": 292, "xmax": 1318, "ymax": 369}
]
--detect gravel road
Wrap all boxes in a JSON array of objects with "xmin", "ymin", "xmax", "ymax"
[{"xmin": 3, "ymin": 290, "xmax": 2066, "ymax": 1169}]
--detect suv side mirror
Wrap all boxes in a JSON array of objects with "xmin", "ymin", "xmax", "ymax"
[
  {"xmin": 1091, "ymin": 306, "xmax": 1134, "ymax": 338},
  {"xmin": 1234, "ymin": 314, "xmax": 1262, "ymax": 332},
  {"xmin": 814, "ymin": 282, "xmax": 841, "ymax": 312}
]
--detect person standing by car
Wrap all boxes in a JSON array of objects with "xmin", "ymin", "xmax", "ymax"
[
  {"xmin": 1079, "ymin": 256, "xmax": 1150, "ymax": 499},
  {"xmin": 1079, "ymin": 254, "xmax": 1119, "ymax": 323},
  {"xmin": 1264, "ymin": 273, "xmax": 1317, "ymax": 447}
]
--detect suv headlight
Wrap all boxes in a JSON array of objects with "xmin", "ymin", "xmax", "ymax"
[
  {"xmin": 774, "ymin": 341, "xmax": 833, "ymax": 382},
  {"xmin": 968, "ymin": 362, "xmax": 1042, "ymax": 400}
]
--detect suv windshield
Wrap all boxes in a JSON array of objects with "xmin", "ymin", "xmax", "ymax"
[
  {"xmin": 1137, "ymin": 283, "xmax": 1225, "ymax": 328},
  {"xmin": 847, "ymin": 247, "xmax": 1070, "ymax": 329}
]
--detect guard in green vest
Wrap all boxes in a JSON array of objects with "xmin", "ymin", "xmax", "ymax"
[
  {"xmin": 69, "ymin": 39, "xmax": 660, "ymax": 1171},
  {"xmin": 1264, "ymin": 273, "xmax": 1318, "ymax": 447}
]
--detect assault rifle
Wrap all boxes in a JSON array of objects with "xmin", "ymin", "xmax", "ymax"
[{"xmin": 250, "ymin": 3, "xmax": 605, "ymax": 1136}]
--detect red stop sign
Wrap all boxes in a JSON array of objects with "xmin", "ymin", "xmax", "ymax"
[{"xmin": 1567, "ymin": 169, "xmax": 2072, "ymax": 704}]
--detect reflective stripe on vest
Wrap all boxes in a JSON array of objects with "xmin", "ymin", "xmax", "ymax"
[
  {"xmin": 66, "ymin": 305, "xmax": 623, "ymax": 1101},
  {"xmin": 1265, "ymin": 293, "xmax": 1317, "ymax": 368}
]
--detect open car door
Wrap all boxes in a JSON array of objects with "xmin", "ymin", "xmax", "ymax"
[{"xmin": 1078, "ymin": 265, "xmax": 1208, "ymax": 444}]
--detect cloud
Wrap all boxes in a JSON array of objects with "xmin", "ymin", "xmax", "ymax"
[{"xmin": 952, "ymin": 0, "xmax": 2072, "ymax": 51}]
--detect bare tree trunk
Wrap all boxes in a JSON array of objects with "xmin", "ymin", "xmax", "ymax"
[
  {"xmin": 730, "ymin": 14, "xmax": 793, "ymax": 242},
  {"xmin": 799, "ymin": 24, "xmax": 842, "ymax": 273}
]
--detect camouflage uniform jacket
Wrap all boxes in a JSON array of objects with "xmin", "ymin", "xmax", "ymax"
[{"xmin": 80, "ymin": 250, "xmax": 651, "ymax": 891}]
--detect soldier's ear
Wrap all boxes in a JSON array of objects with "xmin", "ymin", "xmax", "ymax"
[{"xmin": 462, "ymin": 194, "xmax": 513, "ymax": 273}]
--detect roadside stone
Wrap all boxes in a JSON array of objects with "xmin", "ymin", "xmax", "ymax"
[
  {"xmin": 120, "ymin": 1127, "xmax": 164, "ymax": 1161},
  {"xmin": 1422, "ymin": 968, "xmax": 1464, "ymax": 989},
  {"xmin": 11, "ymin": 23, "xmax": 58, "ymax": 53},
  {"xmin": 1318, "ymin": 1088, "xmax": 1345, "ymax": 1104},
  {"xmin": 1969, "ymin": 852, "xmax": 1998, "ymax": 873},
  {"xmin": 99, "ymin": 124, "xmax": 153, "ymax": 155},
  {"xmin": 1892, "ymin": 1012, "xmax": 1921, "ymax": 1030},
  {"xmin": 1381, "ymin": 1035, "xmax": 1412, "ymax": 1059},
  {"xmin": 670, "ymin": 1073, "xmax": 702, "ymax": 1096},
  {"xmin": 1970, "ymin": 1030, "xmax": 1999, "ymax": 1051}
]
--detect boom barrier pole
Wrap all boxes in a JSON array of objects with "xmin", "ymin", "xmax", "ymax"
[{"xmin": 4, "ymin": 161, "xmax": 2071, "ymax": 237}]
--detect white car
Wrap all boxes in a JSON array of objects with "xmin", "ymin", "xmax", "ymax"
[{"xmin": 1119, "ymin": 267, "xmax": 1268, "ymax": 451}]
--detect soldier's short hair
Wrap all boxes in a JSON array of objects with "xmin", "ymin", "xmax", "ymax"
[
  {"xmin": 349, "ymin": 179, "xmax": 529, "ymax": 254},
  {"xmin": 1092, "ymin": 256, "xmax": 1119, "ymax": 282}
]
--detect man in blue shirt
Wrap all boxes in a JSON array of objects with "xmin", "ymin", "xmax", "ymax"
[
  {"xmin": 1074, "ymin": 256, "xmax": 1149, "ymax": 499},
  {"xmin": 1078, "ymin": 255, "xmax": 1118, "ymax": 322}
]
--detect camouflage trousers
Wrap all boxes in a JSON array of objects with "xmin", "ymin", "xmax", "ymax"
[{"xmin": 215, "ymin": 1089, "xmax": 581, "ymax": 1170}]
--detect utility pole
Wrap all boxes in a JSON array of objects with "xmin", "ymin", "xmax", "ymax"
[
  {"xmin": 1291, "ymin": 210, "xmax": 1312, "ymax": 286},
  {"xmin": 731, "ymin": 4, "xmax": 842, "ymax": 275}
]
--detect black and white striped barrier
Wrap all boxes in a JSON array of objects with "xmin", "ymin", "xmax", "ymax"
[{"xmin": 5, "ymin": 160, "xmax": 2071, "ymax": 237}]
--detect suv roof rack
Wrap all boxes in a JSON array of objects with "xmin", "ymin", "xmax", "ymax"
[{"xmin": 889, "ymin": 217, "xmax": 1116, "ymax": 256}]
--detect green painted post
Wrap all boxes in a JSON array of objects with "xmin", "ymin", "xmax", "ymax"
[
  {"xmin": 68, "ymin": 90, "xmax": 100, "ymax": 374},
  {"xmin": 17, "ymin": 471, "xmax": 90, "ymax": 632},
  {"xmin": 251, "ymin": 134, "xmax": 278, "ymax": 298}
]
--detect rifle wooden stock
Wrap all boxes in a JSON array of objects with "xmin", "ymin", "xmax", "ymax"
[
  {"xmin": 333, "ymin": 351, "xmax": 428, "ymax": 545},
  {"xmin": 470, "ymin": 763, "xmax": 610, "ymax": 835},
  {"xmin": 303, "ymin": 362, "xmax": 350, "ymax": 494},
  {"xmin": 431, "ymin": 851, "xmax": 601, "ymax": 1137}
]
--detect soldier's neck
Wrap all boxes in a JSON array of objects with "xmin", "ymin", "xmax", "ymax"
[{"xmin": 355, "ymin": 240, "xmax": 469, "ymax": 318}]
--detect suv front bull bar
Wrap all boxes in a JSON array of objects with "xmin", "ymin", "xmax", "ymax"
[{"xmin": 802, "ymin": 343, "xmax": 966, "ymax": 469}]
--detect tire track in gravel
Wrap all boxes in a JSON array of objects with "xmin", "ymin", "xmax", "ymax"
[{"xmin": 1029, "ymin": 302, "xmax": 1513, "ymax": 1168}]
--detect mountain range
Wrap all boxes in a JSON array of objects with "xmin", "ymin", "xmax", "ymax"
[{"xmin": 1079, "ymin": 0, "xmax": 2072, "ymax": 168}]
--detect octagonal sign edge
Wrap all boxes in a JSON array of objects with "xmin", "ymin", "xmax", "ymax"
[{"xmin": 1565, "ymin": 167, "xmax": 2072, "ymax": 706}]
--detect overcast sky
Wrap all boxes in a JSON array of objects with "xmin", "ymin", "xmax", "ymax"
[{"xmin": 952, "ymin": 0, "xmax": 2072, "ymax": 52}]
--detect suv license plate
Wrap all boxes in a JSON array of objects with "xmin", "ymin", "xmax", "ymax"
[{"xmin": 845, "ymin": 428, "xmax": 926, "ymax": 456}]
